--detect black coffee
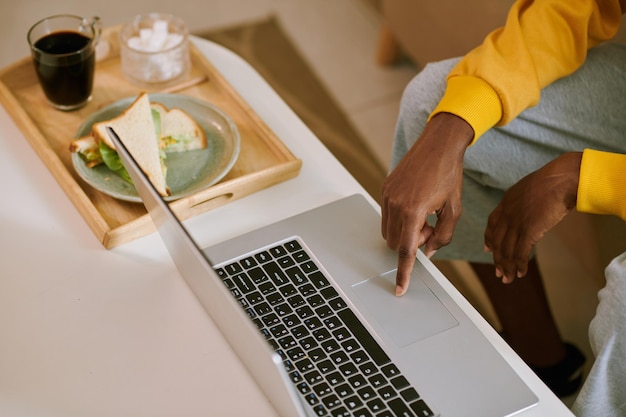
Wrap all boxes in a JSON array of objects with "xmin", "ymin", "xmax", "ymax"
[{"xmin": 32, "ymin": 31, "xmax": 95, "ymax": 108}]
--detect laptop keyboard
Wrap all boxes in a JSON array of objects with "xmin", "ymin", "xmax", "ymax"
[{"xmin": 215, "ymin": 238, "xmax": 435, "ymax": 417}]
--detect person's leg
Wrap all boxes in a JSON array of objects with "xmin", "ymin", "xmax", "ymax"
[
  {"xmin": 471, "ymin": 259, "xmax": 564, "ymax": 366},
  {"xmin": 572, "ymin": 251, "xmax": 626, "ymax": 416},
  {"xmin": 471, "ymin": 259, "xmax": 585, "ymax": 397},
  {"xmin": 461, "ymin": 43, "xmax": 626, "ymax": 395},
  {"xmin": 390, "ymin": 42, "xmax": 626, "ymax": 396}
]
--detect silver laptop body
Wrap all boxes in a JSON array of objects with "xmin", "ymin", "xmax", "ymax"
[{"xmin": 108, "ymin": 127, "xmax": 538, "ymax": 417}]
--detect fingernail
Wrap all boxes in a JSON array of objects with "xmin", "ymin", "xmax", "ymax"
[
  {"xmin": 517, "ymin": 270, "xmax": 524, "ymax": 278},
  {"xmin": 484, "ymin": 245, "xmax": 492, "ymax": 253},
  {"xmin": 495, "ymin": 268, "xmax": 502, "ymax": 278},
  {"xmin": 425, "ymin": 249, "xmax": 437, "ymax": 258},
  {"xmin": 395, "ymin": 285, "xmax": 406, "ymax": 297}
]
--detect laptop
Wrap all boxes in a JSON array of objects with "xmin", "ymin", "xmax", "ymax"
[{"xmin": 108, "ymin": 127, "xmax": 539, "ymax": 417}]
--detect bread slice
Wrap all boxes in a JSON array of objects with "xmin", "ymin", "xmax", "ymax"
[
  {"xmin": 91, "ymin": 92, "xmax": 170, "ymax": 196},
  {"xmin": 151, "ymin": 102, "xmax": 207, "ymax": 153}
]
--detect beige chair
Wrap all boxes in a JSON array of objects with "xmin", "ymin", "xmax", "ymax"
[{"xmin": 376, "ymin": 0, "xmax": 515, "ymax": 66}]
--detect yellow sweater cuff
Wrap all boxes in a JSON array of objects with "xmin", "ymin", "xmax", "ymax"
[
  {"xmin": 577, "ymin": 149, "xmax": 626, "ymax": 221},
  {"xmin": 429, "ymin": 75, "xmax": 502, "ymax": 145}
]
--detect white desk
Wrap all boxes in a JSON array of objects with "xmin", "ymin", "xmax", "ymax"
[{"xmin": 0, "ymin": 37, "xmax": 574, "ymax": 416}]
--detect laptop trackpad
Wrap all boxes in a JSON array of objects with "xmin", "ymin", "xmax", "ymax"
[{"xmin": 352, "ymin": 270, "xmax": 458, "ymax": 347}]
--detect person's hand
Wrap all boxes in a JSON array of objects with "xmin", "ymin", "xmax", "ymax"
[
  {"xmin": 485, "ymin": 152, "xmax": 582, "ymax": 283},
  {"xmin": 382, "ymin": 113, "xmax": 474, "ymax": 296}
]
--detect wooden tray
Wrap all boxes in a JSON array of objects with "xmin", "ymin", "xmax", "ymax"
[{"xmin": 0, "ymin": 26, "xmax": 301, "ymax": 249}]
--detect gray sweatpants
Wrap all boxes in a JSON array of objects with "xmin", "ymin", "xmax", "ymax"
[
  {"xmin": 390, "ymin": 42, "xmax": 626, "ymax": 416},
  {"xmin": 391, "ymin": 43, "xmax": 626, "ymax": 263},
  {"xmin": 572, "ymin": 252, "xmax": 626, "ymax": 415}
]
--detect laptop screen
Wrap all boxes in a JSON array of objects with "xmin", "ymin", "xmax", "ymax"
[{"xmin": 106, "ymin": 127, "xmax": 308, "ymax": 417}]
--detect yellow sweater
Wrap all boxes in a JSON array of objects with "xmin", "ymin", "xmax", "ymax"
[{"xmin": 431, "ymin": 0, "xmax": 626, "ymax": 221}]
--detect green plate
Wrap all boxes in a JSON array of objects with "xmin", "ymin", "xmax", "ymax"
[{"xmin": 72, "ymin": 93, "xmax": 240, "ymax": 202}]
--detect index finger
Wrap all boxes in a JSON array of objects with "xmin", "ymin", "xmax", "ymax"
[
  {"xmin": 395, "ymin": 222, "xmax": 433, "ymax": 296},
  {"xmin": 395, "ymin": 250, "xmax": 417, "ymax": 296}
]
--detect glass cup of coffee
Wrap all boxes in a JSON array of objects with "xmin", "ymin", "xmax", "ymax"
[{"xmin": 27, "ymin": 15, "xmax": 101, "ymax": 111}]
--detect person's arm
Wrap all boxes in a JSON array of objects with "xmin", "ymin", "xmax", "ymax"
[
  {"xmin": 434, "ymin": 0, "xmax": 625, "ymax": 143},
  {"xmin": 382, "ymin": 113, "xmax": 473, "ymax": 296},
  {"xmin": 485, "ymin": 149, "xmax": 626, "ymax": 282},
  {"xmin": 460, "ymin": 0, "xmax": 626, "ymax": 281},
  {"xmin": 484, "ymin": 152, "xmax": 582, "ymax": 282}
]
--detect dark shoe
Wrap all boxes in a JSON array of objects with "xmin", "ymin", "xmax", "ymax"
[{"xmin": 530, "ymin": 343, "xmax": 586, "ymax": 398}]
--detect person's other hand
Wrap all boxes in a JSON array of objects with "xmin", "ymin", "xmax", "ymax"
[
  {"xmin": 382, "ymin": 113, "xmax": 474, "ymax": 296},
  {"xmin": 484, "ymin": 152, "xmax": 582, "ymax": 283}
]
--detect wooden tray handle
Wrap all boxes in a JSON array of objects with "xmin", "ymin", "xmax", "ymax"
[
  {"xmin": 176, "ymin": 192, "xmax": 235, "ymax": 219},
  {"xmin": 172, "ymin": 159, "xmax": 302, "ymax": 220}
]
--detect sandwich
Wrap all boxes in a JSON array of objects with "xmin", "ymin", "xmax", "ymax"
[
  {"xmin": 150, "ymin": 102, "xmax": 206, "ymax": 153},
  {"xmin": 70, "ymin": 93, "xmax": 207, "ymax": 197}
]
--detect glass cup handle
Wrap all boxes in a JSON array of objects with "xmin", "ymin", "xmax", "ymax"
[{"xmin": 81, "ymin": 16, "xmax": 102, "ymax": 45}]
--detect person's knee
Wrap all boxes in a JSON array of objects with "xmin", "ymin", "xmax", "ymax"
[
  {"xmin": 601, "ymin": 253, "xmax": 626, "ymax": 314},
  {"xmin": 399, "ymin": 58, "xmax": 460, "ymax": 120},
  {"xmin": 391, "ymin": 58, "xmax": 461, "ymax": 168},
  {"xmin": 589, "ymin": 252, "xmax": 626, "ymax": 354}
]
